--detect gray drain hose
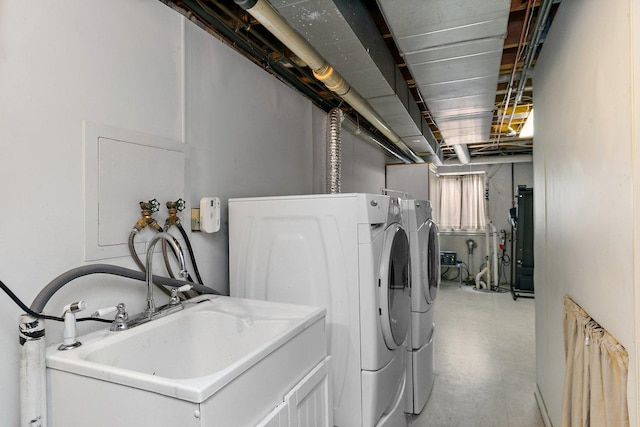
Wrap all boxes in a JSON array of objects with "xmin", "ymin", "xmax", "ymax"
[{"xmin": 30, "ymin": 264, "xmax": 220, "ymax": 313}]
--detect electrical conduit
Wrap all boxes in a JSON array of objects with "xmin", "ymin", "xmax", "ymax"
[{"xmin": 234, "ymin": 0, "xmax": 425, "ymax": 164}]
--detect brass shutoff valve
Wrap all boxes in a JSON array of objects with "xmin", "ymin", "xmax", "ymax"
[
  {"xmin": 165, "ymin": 198, "xmax": 185, "ymax": 226},
  {"xmin": 135, "ymin": 199, "xmax": 162, "ymax": 231}
]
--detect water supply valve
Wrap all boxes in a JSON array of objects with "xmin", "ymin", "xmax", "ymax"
[
  {"xmin": 499, "ymin": 229, "xmax": 507, "ymax": 252},
  {"xmin": 135, "ymin": 199, "xmax": 162, "ymax": 231},
  {"xmin": 165, "ymin": 198, "xmax": 185, "ymax": 226}
]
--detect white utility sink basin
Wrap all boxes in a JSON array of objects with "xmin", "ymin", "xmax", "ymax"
[{"xmin": 46, "ymin": 295, "xmax": 328, "ymax": 427}]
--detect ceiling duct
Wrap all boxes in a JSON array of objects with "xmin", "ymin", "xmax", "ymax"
[
  {"xmin": 439, "ymin": 154, "xmax": 533, "ymax": 168},
  {"xmin": 248, "ymin": 0, "xmax": 443, "ymax": 165},
  {"xmin": 377, "ymin": 0, "xmax": 511, "ymax": 164}
]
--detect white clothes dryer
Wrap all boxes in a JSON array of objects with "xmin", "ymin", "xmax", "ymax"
[
  {"xmin": 401, "ymin": 199, "xmax": 440, "ymax": 415},
  {"xmin": 229, "ymin": 193, "xmax": 410, "ymax": 427}
]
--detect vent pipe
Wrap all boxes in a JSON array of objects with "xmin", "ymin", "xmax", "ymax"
[
  {"xmin": 235, "ymin": 0, "xmax": 425, "ymax": 164},
  {"xmin": 452, "ymin": 144, "xmax": 471, "ymax": 165},
  {"xmin": 327, "ymin": 108, "xmax": 344, "ymax": 193}
]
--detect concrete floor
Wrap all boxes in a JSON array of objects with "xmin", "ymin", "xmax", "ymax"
[{"xmin": 408, "ymin": 281, "xmax": 543, "ymax": 427}]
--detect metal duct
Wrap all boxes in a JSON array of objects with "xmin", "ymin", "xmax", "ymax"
[
  {"xmin": 439, "ymin": 154, "xmax": 533, "ymax": 168},
  {"xmin": 256, "ymin": 0, "xmax": 443, "ymax": 165},
  {"xmin": 452, "ymin": 144, "xmax": 471, "ymax": 165},
  {"xmin": 327, "ymin": 108, "xmax": 343, "ymax": 193},
  {"xmin": 235, "ymin": 0, "xmax": 430, "ymax": 164},
  {"xmin": 377, "ymin": 0, "xmax": 511, "ymax": 164}
]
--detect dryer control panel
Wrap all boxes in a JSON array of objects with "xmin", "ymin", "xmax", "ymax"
[{"xmin": 357, "ymin": 194, "xmax": 388, "ymax": 224}]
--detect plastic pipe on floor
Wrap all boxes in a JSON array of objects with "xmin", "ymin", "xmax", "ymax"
[{"xmin": 475, "ymin": 266, "xmax": 489, "ymax": 290}]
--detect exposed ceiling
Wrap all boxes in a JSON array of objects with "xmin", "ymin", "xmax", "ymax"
[{"xmin": 162, "ymin": 0, "xmax": 560, "ymax": 165}]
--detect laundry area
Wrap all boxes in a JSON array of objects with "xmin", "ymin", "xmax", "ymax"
[{"xmin": 1, "ymin": 1, "xmax": 638, "ymax": 427}]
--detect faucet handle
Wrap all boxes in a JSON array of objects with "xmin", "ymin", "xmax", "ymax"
[
  {"xmin": 91, "ymin": 306, "xmax": 117, "ymax": 318},
  {"xmin": 111, "ymin": 303, "xmax": 129, "ymax": 331},
  {"xmin": 169, "ymin": 285, "xmax": 192, "ymax": 305}
]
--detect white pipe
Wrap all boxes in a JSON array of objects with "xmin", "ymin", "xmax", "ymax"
[
  {"xmin": 490, "ymin": 223, "xmax": 499, "ymax": 289},
  {"xmin": 235, "ymin": 0, "xmax": 427, "ymax": 164},
  {"xmin": 485, "ymin": 223, "xmax": 491, "ymax": 288},
  {"xmin": 452, "ymin": 144, "xmax": 471, "ymax": 165},
  {"xmin": 441, "ymin": 154, "xmax": 533, "ymax": 167},
  {"xmin": 475, "ymin": 266, "xmax": 489, "ymax": 290},
  {"xmin": 19, "ymin": 315, "xmax": 47, "ymax": 427}
]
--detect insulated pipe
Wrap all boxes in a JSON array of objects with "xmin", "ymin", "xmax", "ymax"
[
  {"xmin": 19, "ymin": 315, "xmax": 47, "ymax": 427},
  {"xmin": 441, "ymin": 154, "xmax": 533, "ymax": 167},
  {"xmin": 235, "ymin": 0, "xmax": 426, "ymax": 164},
  {"xmin": 327, "ymin": 108, "xmax": 343, "ymax": 194},
  {"xmin": 452, "ymin": 144, "xmax": 471, "ymax": 165}
]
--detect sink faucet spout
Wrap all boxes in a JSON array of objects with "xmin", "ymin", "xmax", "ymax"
[{"xmin": 145, "ymin": 232, "xmax": 188, "ymax": 315}]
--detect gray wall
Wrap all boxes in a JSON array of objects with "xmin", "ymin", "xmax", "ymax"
[
  {"xmin": 0, "ymin": 1, "xmax": 387, "ymax": 424},
  {"xmin": 534, "ymin": 0, "xmax": 638, "ymax": 424},
  {"xmin": 385, "ymin": 163, "xmax": 432, "ymax": 200}
]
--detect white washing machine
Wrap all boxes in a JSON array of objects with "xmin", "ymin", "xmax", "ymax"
[
  {"xmin": 229, "ymin": 193, "xmax": 410, "ymax": 427},
  {"xmin": 401, "ymin": 199, "xmax": 440, "ymax": 415}
]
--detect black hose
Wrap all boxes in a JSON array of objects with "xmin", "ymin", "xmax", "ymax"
[
  {"xmin": 1, "ymin": 278, "xmax": 111, "ymax": 323},
  {"xmin": 162, "ymin": 223, "xmax": 177, "ymax": 279},
  {"xmin": 177, "ymin": 223, "xmax": 204, "ymax": 285},
  {"xmin": 162, "ymin": 223, "xmax": 200, "ymax": 286},
  {"xmin": 30, "ymin": 264, "xmax": 221, "ymax": 313}
]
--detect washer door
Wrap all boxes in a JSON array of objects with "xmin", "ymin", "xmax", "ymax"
[
  {"xmin": 379, "ymin": 223, "xmax": 411, "ymax": 349},
  {"xmin": 426, "ymin": 219, "xmax": 440, "ymax": 303}
]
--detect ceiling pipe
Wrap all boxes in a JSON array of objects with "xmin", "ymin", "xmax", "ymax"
[
  {"xmin": 440, "ymin": 154, "xmax": 532, "ymax": 167},
  {"xmin": 496, "ymin": 0, "xmax": 535, "ymax": 144},
  {"xmin": 342, "ymin": 118, "xmax": 412, "ymax": 164},
  {"xmin": 452, "ymin": 144, "xmax": 471, "ymax": 165},
  {"xmin": 235, "ymin": 0, "xmax": 428, "ymax": 164},
  {"xmin": 515, "ymin": 0, "xmax": 554, "ymax": 104},
  {"xmin": 506, "ymin": 0, "xmax": 555, "ymax": 131}
]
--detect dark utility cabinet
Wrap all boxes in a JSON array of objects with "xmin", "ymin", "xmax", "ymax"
[{"xmin": 513, "ymin": 186, "xmax": 534, "ymax": 299}]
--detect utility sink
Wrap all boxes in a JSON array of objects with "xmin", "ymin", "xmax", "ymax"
[{"xmin": 46, "ymin": 295, "xmax": 328, "ymax": 427}]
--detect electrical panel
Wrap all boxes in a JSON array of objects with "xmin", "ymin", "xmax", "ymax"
[{"xmin": 440, "ymin": 251, "xmax": 458, "ymax": 266}]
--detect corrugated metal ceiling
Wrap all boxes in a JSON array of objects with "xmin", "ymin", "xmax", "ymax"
[{"xmin": 165, "ymin": 0, "xmax": 560, "ymax": 164}]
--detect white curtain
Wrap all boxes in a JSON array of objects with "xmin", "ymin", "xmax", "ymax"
[
  {"xmin": 438, "ymin": 176, "xmax": 461, "ymax": 229},
  {"xmin": 562, "ymin": 295, "xmax": 629, "ymax": 427},
  {"xmin": 437, "ymin": 174, "xmax": 486, "ymax": 230},
  {"xmin": 460, "ymin": 174, "xmax": 486, "ymax": 229}
]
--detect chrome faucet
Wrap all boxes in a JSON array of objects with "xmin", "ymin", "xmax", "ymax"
[
  {"xmin": 90, "ymin": 233, "xmax": 191, "ymax": 332},
  {"xmin": 145, "ymin": 232, "xmax": 188, "ymax": 316}
]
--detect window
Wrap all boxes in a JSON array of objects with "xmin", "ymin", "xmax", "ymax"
[{"xmin": 435, "ymin": 173, "xmax": 486, "ymax": 230}]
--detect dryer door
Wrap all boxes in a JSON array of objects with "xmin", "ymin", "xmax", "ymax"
[
  {"xmin": 426, "ymin": 219, "xmax": 440, "ymax": 303},
  {"xmin": 379, "ymin": 223, "xmax": 411, "ymax": 349}
]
